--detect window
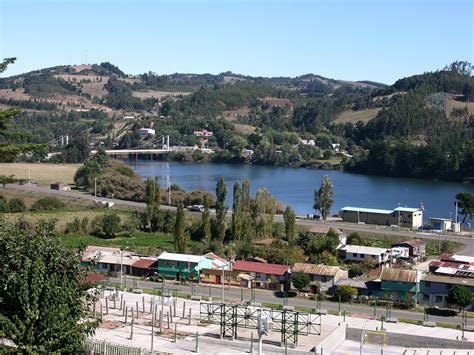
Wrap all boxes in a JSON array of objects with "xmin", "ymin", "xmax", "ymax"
[
  {"xmin": 352, "ymin": 253, "xmax": 357, "ymax": 257},
  {"xmin": 359, "ymin": 254, "xmax": 364, "ymax": 258},
  {"xmin": 435, "ymin": 295, "xmax": 443, "ymax": 302},
  {"xmin": 424, "ymin": 281, "xmax": 431, "ymax": 288},
  {"xmin": 321, "ymin": 276, "xmax": 327, "ymax": 282},
  {"xmin": 423, "ymin": 294, "xmax": 429, "ymax": 301},
  {"xmin": 255, "ymin": 273, "xmax": 261, "ymax": 278}
]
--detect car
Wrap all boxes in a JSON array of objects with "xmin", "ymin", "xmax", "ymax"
[{"xmin": 188, "ymin": 204, "xmax": 205, "ymax": 213}]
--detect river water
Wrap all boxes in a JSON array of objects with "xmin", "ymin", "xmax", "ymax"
[{"xmin": 127, "ymin": 160, "xmax": 474, "ymax": 224}]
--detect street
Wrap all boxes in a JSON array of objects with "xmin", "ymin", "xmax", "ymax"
[{"xmin": 109, "ymin": 276, "xmax": 469, "ymax": 327}]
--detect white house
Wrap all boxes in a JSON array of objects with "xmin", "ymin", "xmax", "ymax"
[
  {"xmin": 300, "ymin": 139, "xmax": 316, "ymax": 146},
  {"xmin": 139, "ymin": 128, "xmax": 156, "ymax": 137},
  {"xmin": 338, "ymin": 245, "xmax": 390, "ymax": 265},
  {"xmin": 194, "ymin": 130, "xmax": 213, "ymax": 137}
]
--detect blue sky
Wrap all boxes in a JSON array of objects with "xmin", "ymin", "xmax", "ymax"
[{"xmin": 1, "ymin": 0, "xmax": 472, "ymax": 83}]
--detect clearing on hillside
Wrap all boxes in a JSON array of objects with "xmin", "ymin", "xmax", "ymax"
[
  {"xmin": 0, "ymin": 163, "xmax": 80, "ymax": 187},
  {"xmin": 332, "ymin": 108, "xmax": 381, "ymax": 125},
  {"xmin": 132, "ymin": 90, "xmax": 192, "ymax": 100}
]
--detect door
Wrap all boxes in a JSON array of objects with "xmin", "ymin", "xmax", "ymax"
[{"xmin": 215, "ymin": 275, "xmax": 221, "ymax": 285}]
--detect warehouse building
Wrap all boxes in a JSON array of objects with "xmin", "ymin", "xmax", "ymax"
[{"xmin": 340, "ymin": 206, "xmax": 423, "ymax": 228}]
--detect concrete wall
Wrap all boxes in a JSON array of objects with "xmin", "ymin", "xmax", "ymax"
[{"xmin": 346, "ymin": 327, "xmax": 474, "ymax": 350}]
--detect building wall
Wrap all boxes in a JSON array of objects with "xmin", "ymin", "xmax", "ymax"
[
  {"xmin": 342, "ymin": 210, "xmax": 422, "ymax": 228},
  {"xmin": 344, "ymin": 251, "xmax": 385, "ymax": 264},
  {"xmin": 419, "ymin": 281, "xmax": 474, "ymax": 309},
  {"xmin": 381, "ymin": 281, "xmax": 417, "ymax": 301}
]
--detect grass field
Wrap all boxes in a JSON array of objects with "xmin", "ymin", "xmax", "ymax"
[
  {"xmin": 0, "ymin": 163, "xmax": 80, "ymax": 186},
  {"xmin": 333, "ymin": 108, "xmax": 381, "ymax": 125}
]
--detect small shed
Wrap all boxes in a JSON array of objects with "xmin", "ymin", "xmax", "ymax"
[
  {"xmin": 50, "ymin": 182, "xmax": 71, "ymax": 191},
  {"xmin": 429, "ymin": 217, "xmax": 452, "ymax": 231}
]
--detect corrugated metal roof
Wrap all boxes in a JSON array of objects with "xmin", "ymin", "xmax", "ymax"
[
  {"xmin": 381, "ymin": 268, "xmax": 417, "ymax": 283},
  {"xmin": 335, "ymin": 279, "xmax": 368, "ymax": 289},
  {"xmin": 393, "ymin": 239, "xmax": 426, "ymax": 248},
  {"xmin": 132, "ymin": 258, "xmax": 157, "ymax": 269},
  {"xmin": 233, "ymin": 260, "xmax": 289, "ymax": 276},
  {"xmin": 98, "ymin": 254, "xmax": 137, "ymax": 266},
  {"xmin": 292, "ymin": 263, "xmax": 341, "ymax": 276},
  {"xmin": 157, "ymin": 252, "xmax": 204, "ymax": 263},
  {"xmin": 341, "ymin": 207, "xmax": 393, "ymax": 214},
  {"xmin": 340, "ymin": 245, "xmax": 389, "ymax": 255},
  {"xmin": 423, "ymin": 274, "xmax": 474, "ymax": 287}
]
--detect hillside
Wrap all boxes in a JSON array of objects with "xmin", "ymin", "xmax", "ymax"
[{"xmin": 1, "ymin": 60, "xmax": 473, "ymax": 181}]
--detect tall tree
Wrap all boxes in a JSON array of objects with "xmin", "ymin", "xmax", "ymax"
[
  {"xmin": 314, "ymin": 175, "xmax": 334, "ymax": 220},
  {"xmin": 231, "ymin": 182, "xmax": 242, "ymax": 241},
  {"xmin": 455, "ymin": 192, "xmax": 474, "ymax": 224},
  {"xmin": 215, "ymin": 176, "xmax": 228, "ymax": 244},
  {"xmin": 174, "ymin": 203, "xmax": 187, "ymax": 253},
  {"xmin": 283, "ymin": 205, "xmax": 297, "ymax": 242},
  {"xmin": 201, "ymin": 195, "xmax": 212, "ymax": 243},
  {"xmin": 241, "ymin": 179, "xmax": 253, "ymax": 242},
  {"xmin": 253, "ymin": 188, "xmax": 277, "ymax": 239},
  {"xmin": 0, "ymin": 219, "xmax": 97, "ymax": 352},
  {"xmin": 145, "ymin": 177, "xmax": 161, "ymax": 232},
  {"xmin": 0, "ymin": 58, "xmax": 44, "ymax": 163},
  {"xmin": 447, "ymin": 284, "xmax": 473, "ymax": 311}
]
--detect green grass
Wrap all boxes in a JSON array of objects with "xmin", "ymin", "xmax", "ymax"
[
  {"xmin": 58, "ymin": 232, "xmax": 199, "ymax": 255},
  {"xmin": 333, "ymin": 108, "xmax": 381, "ymax": 125},
  {"xmin": 436, "ymin": 322, "xmax": 460, "ymax": 330},
  {"xmin": 399, "ymin": 318, "xmax": 423, "ymax": 326}
]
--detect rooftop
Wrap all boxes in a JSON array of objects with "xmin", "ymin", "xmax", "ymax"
[
  {"xmin": 341, "ymin": 206, "xmax": 393, "ymax": 214},
  {"xmin": 233, "ymin": 260, "xmax": 289, "ymax": 276},
  {"xmin": 393, "ymin": 239, "xmax": 426, "ymax": 248},
  {"xmin": 422, "ymin": 274, "xmax": 474, "ymax": 287},
  {"xmin": 380, "ymin": 268, "xmax": 418, "ymax": 283},
  {"xmin": 157, "ymin": 252, "xmax": 203, "ymax": 264},
  {"xmin": 393, "ymin": 207, "xmax": 422, "ymax": 213},
  {"xmin": 440, "ymin": 253, "xmax": 474, "ymax": 265},
  {"xmin": 292, "ymin": 263, "xmax": 342, "ymax": 276},
  {"xmin": 340, "ymin": 244, "xmax": 389, "ymax": 255},
  {"xmin": 132, "ymin": 258, "xmax": 158, "ymax": 269}
]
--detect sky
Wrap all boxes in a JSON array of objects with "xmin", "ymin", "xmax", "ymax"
[{"xmin": 0, "ymin": 0, "xmax": 472, "ymax": 84}]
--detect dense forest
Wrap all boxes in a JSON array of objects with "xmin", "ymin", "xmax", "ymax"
[{"xmin": 0, "ymin": 60, "xmax": 473, "ymax": 181}]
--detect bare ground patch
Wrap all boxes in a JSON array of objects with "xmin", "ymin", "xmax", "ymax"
[{"xmin": 132, "ymin": 90, "xmax": 192, "ymax": 100}]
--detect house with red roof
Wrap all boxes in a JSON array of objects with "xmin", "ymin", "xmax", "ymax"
[{"xmin": 232, "ymin": 260, "xmax": 291, "ymax": 291}]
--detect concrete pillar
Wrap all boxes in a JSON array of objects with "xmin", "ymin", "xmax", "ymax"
[
  {"xmin": 125, "ymin": 307, "xmax": 128, "ymax": 324},
  {"xmin": 183, "ymin": 302, "xmax": 186, "ymax": 318},
  {"xmin": 105, "ymin": 298, "xmax": 109, "ymax": 315}
]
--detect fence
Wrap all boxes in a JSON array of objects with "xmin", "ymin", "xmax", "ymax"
[{"xmin": 83, "ymin": 339, "xmax": 169, "ymax": 355}]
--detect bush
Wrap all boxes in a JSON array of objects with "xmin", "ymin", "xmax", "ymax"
[
  {"xmin": 101, "ymin": 213, "xmax": 121, "ymax": 238},
  {"xmin": 15, "ymin": 216, "xmax": 33, "ymax": 232},
  {"xmin": 334, "ymin": 285, "xmax": 357, "ymax": 302},
  {"xmin": 31, "ymin": 196, "xmax": 65, "ymax": 211},
  {"xmin": 64, "ymin": 217, "xmax": 81, "ymax": 234},
  {"xmin": 8, "ymin": 198, "xmax": 27, "ymax": 213},
  {"xmin": 0, "ymin": 196, "xmax": 9, "ymax": 212}
]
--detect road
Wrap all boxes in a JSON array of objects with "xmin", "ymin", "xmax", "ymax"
[
  {"xmin": 5, "ymin": 184, "xmax": 474, "ymax": 255},
  {"xmin": 110, "ymin": 276, "xmax": 469, "ymax": 327}
]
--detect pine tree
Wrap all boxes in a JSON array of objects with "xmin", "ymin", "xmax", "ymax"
[
  {"xmin": 215, "ymin": 176, "xmax": 228, "ymax": 244},
  {"xmin": 201, "ymin": 195, "xmax": 212, "ymax": 243},
  {"xmin": 314, "ymin": 175, "xmax": 334, "ymax": 220},
  {"xmin": 283, "ymin": 205, "xmax": 297, "ymax": 242},
  {"xmin": 241, "ymin": 179, "xmax": 252, "ymax": 242},
  {"xmin": 231, "ymin": 182, "xmax": 242, "ymax": 241},
  {"xmin": 174, "ymin": 203, "xmax": 187, "ymax": 253}
]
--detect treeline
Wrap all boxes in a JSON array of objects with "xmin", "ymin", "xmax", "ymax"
[
  {"xmin": 0, "ymin": 97, "xmax": 56, "ymax": 110},
  {"xmin": 104, "ymin": 76, "xmax": 158, "ymax": 110}
]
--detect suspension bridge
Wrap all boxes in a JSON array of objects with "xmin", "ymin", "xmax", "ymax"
[{"xmin": 90, "ymin": 135, "xmax": 172, "ymax": 156}]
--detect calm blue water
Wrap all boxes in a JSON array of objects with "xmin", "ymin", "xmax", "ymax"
[{"xmin": 127, "ymin": 160, "xmax": 474, "ymax": 224}]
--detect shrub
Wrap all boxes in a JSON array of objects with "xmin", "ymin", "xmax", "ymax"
[
  {"xmin": 334, "ymin": 285, "xmax": 357, "ymax": 302},
  {"xmin": 15, "ymin": 216, "xmax": 33, "ymax": 232},
  {"xmin": 31, "ymin": 196, "xmax": 65, "ymax": 211},
  {"xmin": 8, "ymin": 198, "xmax": 27, "ymax": 213},
  {"xmin": 64, "ymin": 217, "xmax": 81, "ymax": 234},
  {"xmin": 101, "ymin": 213, "xmax": 121, "ymax": 238},
  {"xmin": 0, "ymin": 196, "xmax": 9, "ymax": 212},
  {"xmin": 80, "ymin": 217, "xmax": 89, "ymax": 233}
]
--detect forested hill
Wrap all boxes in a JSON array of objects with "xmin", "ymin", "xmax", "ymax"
[{"xmin": 1, "ymin": 61, "xmax": 473, "ymax": 182}]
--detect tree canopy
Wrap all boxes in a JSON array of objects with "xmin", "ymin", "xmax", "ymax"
[{"xmin": 0, "ymin": 218, "xmax": 97, "ymax": 352}]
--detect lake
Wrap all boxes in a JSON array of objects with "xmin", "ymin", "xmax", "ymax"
[{"xmin": 127, "ymin": 160, "xmax": 474, "ymax": 224}]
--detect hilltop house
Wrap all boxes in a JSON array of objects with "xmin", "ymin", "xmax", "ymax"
[
  {"xmin": 392, "ymin": 240, "xmax": 426, "ymax": 260},
  {"xmin": 338, "ymin": 245, "xmax": 390, "ymax": 265},
  {"xmin": 291, "ymin": 263, "xmax": 348, "ymax": 293}
]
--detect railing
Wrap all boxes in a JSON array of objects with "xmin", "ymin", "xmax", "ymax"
[{"xmin": 84, "ymin": 339, "xmax": 168, "ymax": 355}]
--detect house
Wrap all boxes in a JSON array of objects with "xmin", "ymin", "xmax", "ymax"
[
  {"xmin": 308, "ymin": 226, "xmax": 346, "ymax": 246},
  {"xmin": 156, "ymin": 252, "xmax": 204, "ymax": 281},
  {"xmin": 429, "ymin": 217, "xmax": 453, "ymax": 232},
  {"xmin": 331, "ymin": 143, "xmax": 340, "ymax": 152},
  {"xmin": 291, "ymin": 263, "xmax": 348, "ymax": 293},
  {"xmin": 335, "ymin": 278, "xmax": 377, "ymax": 297},
  {"xmin": 300, "ymin": 139, "xmax": 316, "ymax": 146},
  {"xmin": 392, "ymin": 240, "xmax": 426, "ymax": 260},
  {"xmin": 139, "ymin": 128, "xmax": 155, "ymax": 137},
  {"xmin": 338, "ymin": 245, "xmax": 390, "ymax": 265},
  {"xmin": 193, "ymin": 130, "xmax": 213, "ymax": 137},
  {"xmin": 232, "ymin": 260, "xmax": 291, "ymax": 291},
  {"xmin": 419, "ymin": 274, "xmax": 474, "ymax": 309},
  {"xmin": 440, "ymin": 253, "xmax": 474, "ymax": 265},
  {"xmin": 50, "ymin": 182, "xmax": 70, "ymax": 191},
  {"xmin": 429, "ymin": 260, "xmax": 474, "ymax": 278},
  {"xmin": 131, "ymin": 258, "xmax": 158, "ymax": 278},
  {"xmin": 261, "ymin": 98, "xmax": 293, "ymax": 108},
  {"xmin": 380, "ymin": 268, "xmax": 420, "ymax": 302},
  {"xmin": 340, "ymin": 206, "xmax": 423, "ymax": 228}
]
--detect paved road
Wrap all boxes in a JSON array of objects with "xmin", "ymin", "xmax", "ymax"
[
  {"xmin": 110, "ymin": 277, "xmax": 469, "ymax": 327},
  {"xmin": 5, "ymin": 184, "xmax": 474, "ymax": 255}
]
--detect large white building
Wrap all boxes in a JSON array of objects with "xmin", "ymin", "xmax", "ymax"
[
  {"xmin": 338, "ymin": 245, "xmax": 390, "ymax": 265},
  {"xmin": 340, "ymin": 206, "xmax": 423, "ymax": 228}
]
